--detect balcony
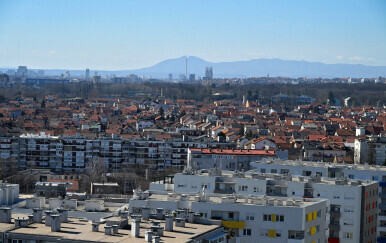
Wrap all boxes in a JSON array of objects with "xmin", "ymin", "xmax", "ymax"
[
  {"xmin": 329, "ymin": 210, "xmax": 341, "ymax": 217},
  {"xmin": 214, "ymin": 189, "xmax": 235, "ymax": 194},
  {"xmin": 377, "ymin": 238, "xmax": 386, "ymax": 243},
  {"xmin": 329, "ymin": 223, "xmax": 340, "ymax": 231},
  {"xmin": 379, "ymin": 204, "xmax": 386, "ymax": 210},
  {"xmin": 378, "ymin": 225, "xmax": 386, "ymax": 233},
  {"xmin": 221, "ymin": 220, "xmax": 245, "ymax": 229},
  {"xmin": 288, "ymin": 240, "xmax": 305, "ymax": 243}
]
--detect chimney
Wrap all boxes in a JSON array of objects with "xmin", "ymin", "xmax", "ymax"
[
  {"xmin": 0, "ymin": 207, "xmax": 11, "ymax": 223},
  {"xmin": 188, "ymin": 211, "xmax": 194, "ymax": 223},
  {"xmin": 50, "ymin": 214, "xmax": 61, "ymax": 232},
  {"xmin": 152, "ymin": 235, "xmax": 160, "ymax": 243},
  {"xmin": 176, "ymin": 209, "xmax": 186, "ymax": 219},
  {"xmin": 142, "ymin": 206, "xmax": 150, "ymax": 221},
  {"xmin": 156, "ymin": 208, "xmax": 164, "ymax": 220},
  {"xmin": 112, "ymin": 224, "xmax": 119, "ymax": 234},
  {"xmin": 145, "ymin": 231, "xmax": 153, "ymax": 242},
  {"xmin": 120, "ymin": 210, "xmax": 129, "ymax": 219},
  {"xmin": 92, "ymin": 222, "xmax": 100, "ymax": 232},
  {"xmin": 45, "ymin": 210, "xmax": 54, "ymax": 226},
  {"xmin": 175, "ymin": 218, "xmax": 185, "ymax": 227},
  {"xmin": 57, "ymin": 208, "xmax": 68, "ymax": 223},
  {"xmin": 131, "ymin": 218, "xmax": 140, "ymax": 238},
  {"xmin": 14, "ymin": 218, "xmax": 21, "ymax": 227},
  {"xmin": 28, "ymin": 215, "xmax": 34, "ymax": 223},
  {"xmin": 164, "ymin": 215, "xmax": 173, "ymax": 232},
  {"xmin": 32, "ymin": 208, "xmax": 43, "ymax": 223},
  {"xmin": 19, "ymin": 218, "xmax": 29, "ymax": 227},
  {"xmin": 105, "ymin": 226, "xmax": 112, "ymax": 235}
]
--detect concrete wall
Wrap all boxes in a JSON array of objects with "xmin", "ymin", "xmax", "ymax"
[
  {"xmin": 85, "ymin": 200, "xmax": 104, "ymax": 212},
  {"xmin": 26, "ymin": 197, "xmax": 45, "ymax": 209},
  {"xmin": 49, "ymin": 199, "xmax": 77, "ymax": 210}
]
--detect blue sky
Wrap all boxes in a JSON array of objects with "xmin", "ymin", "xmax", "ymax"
[{"xmin": 0, "ymin": 0, "xmax": 385, "ymax": 70}]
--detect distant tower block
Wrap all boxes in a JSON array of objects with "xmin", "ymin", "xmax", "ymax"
[
  {"xmin": 185, "ymin": 56, "xmax": 188, "ymax": 80},
  {"xmin": 86, "ymin": 69, "xmax": 90, "ymax": 80},
  {"xmin": 205, "ymin": 66, "xmax": 213, "ymax": 80}
]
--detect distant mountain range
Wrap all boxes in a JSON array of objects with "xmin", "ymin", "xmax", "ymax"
[{"xmin": 2, "ymin": 56, "xmax": 386, "ymax": 78}]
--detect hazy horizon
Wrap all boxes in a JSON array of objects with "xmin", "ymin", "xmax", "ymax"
[{"xmin": 0, "ymin": 0, "xmax": 385, "ymax": 70}]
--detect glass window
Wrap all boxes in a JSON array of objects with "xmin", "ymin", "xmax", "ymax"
[
  {"xmin": 243, "ymin": 229, "xmax": 252, "ymax": 236},
  {"xmin": 246, "ymin": 213, "xmax": 255, "ymax": 221}
]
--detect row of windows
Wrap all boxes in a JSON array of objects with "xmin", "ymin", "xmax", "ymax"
[
  {"xmin": 366, "ymin": 214, "xmax": 377, "ymax": 224},
  {"xmin": 306, "ymin": 210, "xmax": 321, "ymax": 221},
  {"xmin": 366, "ymin": 189, "xmax": 378, "ymax": 199},
  {"xmin": 263, "ymin": 214, "xmax": 284, "ymax": 222},
  {"xmin": 363, "ymin": 227, "xmax": 376, "ymax": 238},
  {"xmin": 242, "ymin": 228, "xmax": 321, "ymax": 240},
  {"xmin": 366, "ymin": 201, "xmax": 377, "ymax": 211},
  {"xmin": 343, "ymin": 232, "xmax": 353, "ymax": 239}
]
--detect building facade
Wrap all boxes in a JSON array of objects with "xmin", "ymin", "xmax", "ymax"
[
  {"xmin": 251, "ymin": 160, "xmax": 386, "ymax": 243},
  {"xmin": 0, "ymin": 132, "xmax": 231, "ymax": 173},
  {"xmin": 151, "ymin": 169, "xmax": 377, "ymax": 243},
  {"xmin": 130, "ymin": 189, "xmax": 327, "ymax": 243}
]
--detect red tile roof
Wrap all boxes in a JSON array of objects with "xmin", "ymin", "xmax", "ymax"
[{"xmin": 189, "ymin": 148, "xmax": 276, "ymax": 156}]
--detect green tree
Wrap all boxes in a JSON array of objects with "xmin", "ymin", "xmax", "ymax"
[
  {"xmin": 41, "ymin": 99, "xmax": 46, "ymax": 108},
  {"xmin": 328, "ymin": 91, "xmax": 335, "ymax": 103},
  {"xmin": 159, "ymin": 107, "xmax": 164, "ymax": 117}
]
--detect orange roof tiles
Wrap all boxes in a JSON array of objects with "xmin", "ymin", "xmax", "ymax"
[{"xmin": 189, "ymin": 148, "xmax": 276, "ymax": 156}]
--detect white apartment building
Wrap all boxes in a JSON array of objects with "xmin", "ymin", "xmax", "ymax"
[
  {"xmin": 354, "ymin": 136, "xmax": 386, "ymax": 165},
  {"xmin": 187, "ymin": 148, "xmax": 288, "ymax": 171},
  {"xmin": 0, "ymin": 132, "xmax": 229, "ymax": 173},
  {"xmin": 150, "ymin": 169, "xmax": 377, "ymax": 243},
  {"xmin": 251, "ymin": 160, "xmax": 386, "ymax": 243},
  {"xmin": 129, "ymin": 189, "xmax": 327, "ymax": 243}
]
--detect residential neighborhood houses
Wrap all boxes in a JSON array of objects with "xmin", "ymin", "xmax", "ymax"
[
  {"xmin": 0, "ymin": 91, "xmax": 385, "ymax": 243},
  {"xmin": 0, "ymin": 95, "xmax": 384, "ymax": 176}
]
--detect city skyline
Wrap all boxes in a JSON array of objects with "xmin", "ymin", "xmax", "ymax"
[{"xmin": 0, "ymin": 0, "xmax": 385, "ymax": 70}]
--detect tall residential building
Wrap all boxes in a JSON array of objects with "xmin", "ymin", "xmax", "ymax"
[
  {"xmin": 179, "ymin": 74, "xmax": 186, "ymax": 81},
  {"xmin": 354, "ymin": 136, "xmax": 386, "ymax": 165},
  {"xmin": 152, "ymin": 169, "xmax": 378, "ymax": 243},
  {"xmin": 189, "ymin": 74, "xmax": 195, "ymax": 81},
  {"xmin": 0, "ymin": 132, "xmax": 230, "ymax": 173},
  {"xmin": 92, "ymin": 75, "xmax": 101, "ymax": 83},
  {"xmin": 205, "ymin": 66, "xmax": 213, "ymax": 80},
  {"xmin": 168, "ymin": 73, "xmax": 173, "ymax": 81},
  {"xmin": 251, "ymin": 160, "xmax": 386, "ymax": 243},
  {"xmin": 130, "ymin": 188, "xmax": 328, "ymax": 243},
  {"xmin": 37, "ymin": 70, "xmax": 45, "ymax": 76},
  {"xmin": 16, "ymin": 66, "xmax": 28, "ymax": 77},
  {"xmin": 64, "ymin": 71, "xmax": 70, "ymax": 78},
  {"xmin": 85, "ymin": 68, "xmax": 90, "ymax": 80}
]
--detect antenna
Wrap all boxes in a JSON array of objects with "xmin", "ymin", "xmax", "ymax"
[{"xmin": 186, "ymin": 56, "xmax": 188, "ymax": 80}]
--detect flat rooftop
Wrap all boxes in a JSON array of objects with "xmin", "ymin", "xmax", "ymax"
[
  {"xmin": 6, "ymin": 215, "xmax": 221, "ymax": 243},
  {"xmin": 252, "ymin": 159, "xmax": 386, "ymax": 172},
  {"xmin": 175, "ymin": 169, "xmax": 375, "ymax": 187},
  {"xmin": 146, "ymin": 193, "xmax": 323, "ymax": 208}
]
